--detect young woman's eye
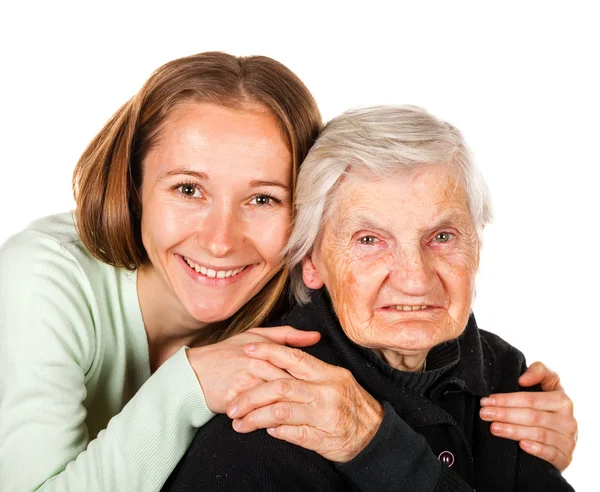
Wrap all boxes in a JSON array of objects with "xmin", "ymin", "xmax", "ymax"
[
  {"xmin": 249, "ymin": 194, "xmax": 281, "ymax": 206},
  {"xmin": 175, "ymin": 183, "xmax": 202, "ymax": 198},
  {"xmin": 359, "ymin": 235, "xmax": 378, "ymax": 245},
  {"xmin": 433, "ymin": 231, "xmax": 455, "ymax": 243}
]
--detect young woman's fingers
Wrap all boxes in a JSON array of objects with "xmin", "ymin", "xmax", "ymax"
[
  {"xmin": 227, "ymin": 378, "xmax": 316, "ymax": 419},
  {"xmin": 246, "ymin": 326, "xmax": 321, "ymax": 347},
  {"xmin": 243, "ymin": 342, "xmax": 327, "ymax": 380},
  {"xmin": 481, "ymin": 390, "xmax": 572, "ymax": 412},
  {"xmin": 519, "ymin": 439, "xmax": 572, "ymax": 472},
  {"xmin": 518, "ymin": 361, "xmax": 563, "ymax": 391},
  {"xmin": 480, "ymin": 406, "xmax": 573, "ymax": 435},
  {"xmin": 489, "ymin": 421, "xmax": 575, "ymax": 454},
  {"xmin": 232, "ymin": 401, "xmax": 315, "ymax": 433}
]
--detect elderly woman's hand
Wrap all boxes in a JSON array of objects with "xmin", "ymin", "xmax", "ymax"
[
  {"xmin": 479, "ymin": 362, "xmax": 576, "ymax": 471},
  {"xmin": 187, "ymin": 327, "xmax": 320, "ymax": 414},
  {"xmin": 226, "ymin": 342, "xmax": 385, "ymax": 463}
]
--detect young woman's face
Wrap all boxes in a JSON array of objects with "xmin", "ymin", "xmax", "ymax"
[{"xmin": 139, "ymin": 102, "xmax": 292, "ymax": 325}]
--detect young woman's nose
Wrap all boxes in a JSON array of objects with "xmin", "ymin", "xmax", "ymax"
[{"xmin": 196, "ymin": 204, "xmax": 241, "ymax": 258}]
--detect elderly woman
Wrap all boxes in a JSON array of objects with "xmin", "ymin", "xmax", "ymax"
[{"xmin": 163, "ymin": 106, "xmax": 574, "ymax": 491}]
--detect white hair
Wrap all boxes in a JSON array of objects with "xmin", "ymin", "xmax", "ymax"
[{"xmin": 287, "ymin": 105, "xmax": 493, "ymax": 304}]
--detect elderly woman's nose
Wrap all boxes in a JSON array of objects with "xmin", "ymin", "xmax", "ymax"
[
  {"xmin": 196, "ymin": 204, "xmax": 241, "ymax": 258},
  {"xmin": 388, "ymin": 247, "xmax": 434, "ymax": 294}
]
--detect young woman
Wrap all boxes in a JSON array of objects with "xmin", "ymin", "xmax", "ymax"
[{"xmin": 0, "ymin": 52, "xmax": 576, "ymax": 491}]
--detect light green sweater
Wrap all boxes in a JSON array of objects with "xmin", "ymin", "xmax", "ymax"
[{"xmin": 0, "ymin": 212, "xmax": 215, "ymax": 491}]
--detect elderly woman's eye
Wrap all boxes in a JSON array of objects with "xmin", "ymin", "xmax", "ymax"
[
  {"xmin": 434, "ymin": 232, "xmax": 454, "ymax": 243},
  {"xmin": 359, "ymin": 236, "xmax": 378, "ymax": 245}
]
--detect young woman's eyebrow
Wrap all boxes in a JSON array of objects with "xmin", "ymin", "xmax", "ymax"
[
  {"xmin": 159, "ymin": 168, "xmax": 209, "ymax": 181},
  {"xmin": 249, "ymin": 179, "xmax": 290, "ymax": 191}
]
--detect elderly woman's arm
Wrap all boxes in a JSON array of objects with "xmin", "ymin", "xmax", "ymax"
[{"xmin": 480, "ymin": 362, "xmax": 577, "ymax": 471}]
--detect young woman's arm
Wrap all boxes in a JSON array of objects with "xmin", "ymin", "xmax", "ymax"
[{"xmin": 0, "ymin": 231, "xmax": 213, "ymax": 492}]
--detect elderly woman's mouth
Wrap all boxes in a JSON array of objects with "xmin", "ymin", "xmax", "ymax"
[{"xmin": 390, "ymin": 305, "xmax": 431, "ymax": 311}]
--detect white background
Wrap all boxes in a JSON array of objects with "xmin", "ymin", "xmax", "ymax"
[{"xmin": 0, "ymin": 1, "xmax": 597, "ymax": 489}]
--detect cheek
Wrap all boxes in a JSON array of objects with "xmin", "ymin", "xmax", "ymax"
[
  {"xmin": 323, "ymin": 249, "xmax": 390, "ymax": 320},
  {"xmin": 141, "ymin": 199, "xmax": 197, "ymax": 253},
  {"xmin": 249, "ymin": 212, "xmax": 291, "ymax": 264},
  {"xmin": 438, "ymin": 250, "xmax": 478, "ymax": 313}
]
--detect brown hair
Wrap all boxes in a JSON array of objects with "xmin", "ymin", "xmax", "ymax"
[{"xmin": 73, "ymin": 51, "xmax": 322, "ymax": 338}]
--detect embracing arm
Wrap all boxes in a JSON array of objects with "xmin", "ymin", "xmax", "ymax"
[{"xmin": 0, "ymin": 233, "xmax": 213, "ymax": 492}]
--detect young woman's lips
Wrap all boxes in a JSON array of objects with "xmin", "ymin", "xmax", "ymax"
[{"xmin": 177, "ymin": 254, "xmax": 256, "ymax": 284}]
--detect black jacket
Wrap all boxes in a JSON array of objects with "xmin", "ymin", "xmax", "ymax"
[{"xmin": 163, "ymin": 290, "xmax": 574, "ymax": 492}]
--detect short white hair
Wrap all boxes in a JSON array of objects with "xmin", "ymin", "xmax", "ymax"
[{"xmin": 287, "ymin": 105, "xmax": 493, "ymax": 304}]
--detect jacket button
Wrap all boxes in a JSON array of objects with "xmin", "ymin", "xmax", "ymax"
[{"xmin": 438, "ymin": 451, "xmax": 455, "ymax": 467}]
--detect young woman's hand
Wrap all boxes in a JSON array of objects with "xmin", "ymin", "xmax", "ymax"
[
  {"xmin": 480, "ymin": 361, "xmax": 577, "ymax": 471},
  {"xmin": 187, "ymin": 326, "xmax": 320, "ymax": 414}
]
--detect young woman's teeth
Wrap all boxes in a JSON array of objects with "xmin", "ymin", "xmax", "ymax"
[{"xmin": 184, "ymin": 257, "xmax": 246, "ymax": 278}]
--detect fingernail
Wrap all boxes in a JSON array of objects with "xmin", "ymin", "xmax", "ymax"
[
  {"xmin": 480, "ymin": 408, "xmax": 495, "ymax": 418},
  {"xmin": 245, "ymin": 343, "xmax": 257, "ymax": 352},
  {"xmin": 481, "ymin": 396, "xmax": 495, "ymax": 405},
  {"xmin": 232, "ymin": 419, "xmax": 242, "ymax": 431},
  {"xmin": 228, "ymin": 405, "xmax": 238, "ymax": 417}
]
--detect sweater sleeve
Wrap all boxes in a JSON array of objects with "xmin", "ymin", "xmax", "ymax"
[
  {"xmin": 162, "ymin": 414, "xmax": 349, "ymax": 492},
  {"xmin": 335, "ymin": 402, "xmax": 473, "ymax": 492},
  {"xmin": 0, "ymin": 232, "xmax": 215, "ymax": 491}
]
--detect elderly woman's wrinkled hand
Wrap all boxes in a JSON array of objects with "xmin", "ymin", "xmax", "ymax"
[
  {"xmin": 227, "ymin": 341, "xmax": 385, "ymax": 463},
  {"xmin": 480, "ymin": 361, "xmax": 576, "ymax": 471}
]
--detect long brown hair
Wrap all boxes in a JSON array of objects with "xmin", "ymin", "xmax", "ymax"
[{"xmin": 73, "ymin": 52, "xmax": 321, "ymax": 338}]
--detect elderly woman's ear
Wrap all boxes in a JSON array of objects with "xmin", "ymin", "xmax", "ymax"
[{"xmin": 302, "ymin": 255, "xmax": 325, "ymax": 289}]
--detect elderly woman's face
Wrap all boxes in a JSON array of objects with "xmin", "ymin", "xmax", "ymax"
[{"xmin": 303, "ymin": 165, "xmax": 480, "ymax": 357}]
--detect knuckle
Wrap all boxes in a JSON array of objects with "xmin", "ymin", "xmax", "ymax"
[
  {"xmin": 336, "ymin": 367, "xmax": 354, "ymax": 385},
  {"xmin": 544, "ymin": 446, "xmax": 557, "ymax": 462},
  {"xmin": 275, "ymin": 379, "xmax": 292, "ymax": 396},
  {"xmin": 296, "ymin": 426, "xmax": 309, "ymax": 446},
  {"xmin": 289, "ymin": 347, "xmax": 306, "ymax": 363},
  {"xmin": 224, "ymin": 388, "xmax": 237, "ymax": 405},
  {"xmin": 272, "ymin": 402, "xmax": 292, "ymax": 422},
  {"xmin": 567, "ymin": 420, "xmax": 578, "ymax": 438},
  {"xmin": 561, "ymin": 395, "xmax": 574, "ymax": 413},
  {"xmin": 529, "ymin": 410, "xmax": 544, "ymax": 426},
  {"xmin": 522, "ymin": 393, "xmax": 536, "ymax": 407},
  {"xmin": 535, "ymin": 427, "xmax": 550, "ymax": 444},
  {"xmin": 236, "ymin": 373, "xmax": 257, "ymax": 391}
]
